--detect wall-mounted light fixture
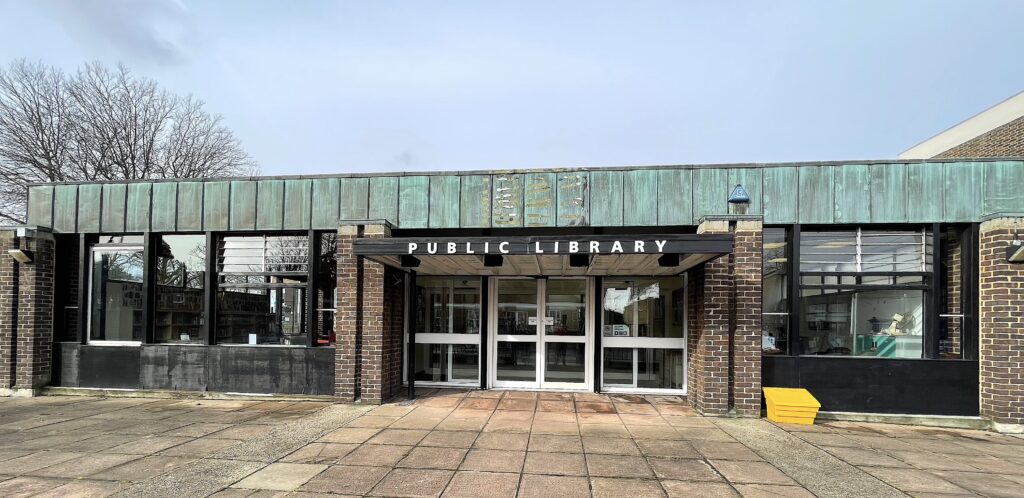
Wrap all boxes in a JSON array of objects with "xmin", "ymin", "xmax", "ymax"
[{"xmin": 7, "ymin": 249, "xmax": 33, "ymax": 264}]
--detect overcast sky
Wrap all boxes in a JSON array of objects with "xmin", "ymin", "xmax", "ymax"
[{"xmin": 1, "ymin": 1, "xmax": 1022, "ymax": 176}]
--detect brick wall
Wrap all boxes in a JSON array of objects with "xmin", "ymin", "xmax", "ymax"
[
  {"xmin": 0, "ymin": 230, "xmax": 55, "ymax": 396},
  {"xmin": 334, "ymin": 226, "xmax": 359, "ymax": 401},
  {"xmin": 732, "ymin": 222, "xmax": 763, "ymax": 416},
  {"xmin": 0, "ymin": 232, "xmax": 16, "ymax": 392},
  {"xmin": 978, "ymin": 218, "xmax": 1024, "ymax": 428},
  {"xmin": 935, "ymin": 116, "xmax": 1024, "ymax": 158},
  {"xmin": 687, "ymin": 217, "xmax": 762, "ymax": 417},
  {"xmin": 15, "ymin": 236, "xmax": 54, "ymax": 390}
]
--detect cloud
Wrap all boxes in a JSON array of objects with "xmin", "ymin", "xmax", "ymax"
[{"xmin": 38, "ymin": 0, "xmax": 196, "ymax": 65}]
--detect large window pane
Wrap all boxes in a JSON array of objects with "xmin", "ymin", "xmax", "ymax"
[
  {"xmin": 316, "ymin": 233, "xmax": 337, "ymax": 346},
  {"xmin": 546, "ymin": 279, "xmax": 585, "ymax": 337},
  {"xmin": 800, "ymin": 231, "xmax": 857, "ymax": 272},
  {"xmin": 216, "ymin": 280, "xmax": 307, "ymax": 345},
  {"xmin": 799, "ymin": 289, "xmax": 923, "ymax": 358},
  {"xmin": 155, "ymin": 235, "xmax": 205, "ymax": 344},
  {"xmin": 89, "ymin": 249, "xmax": 144, "ymax": 342},
  {"xmin": 601, "ymin": 278, "xmax": 684, "ymax": 338},
  {"xmin": 545, "ymin": 343, "xmax": 586, "ymax": 383},
  {"xmin": 416, "ymin": 278, "xmax": 481, "ymax": 334},
  {"xmin": 602, "ymin": 347, "xmax": 633, "ymax": 386},
  {"xmin": 496, "ymin": 342, "xmax": 536, "ymax": 382},
  {"xmin": 497, "ymin": 279, "xmax": 536, "ymax": 336},
  {"xmin": 414, "ymin": 344, "xmax": 479, "ymax": 383},
  {"xmin": 637, "ymin": 348, "xmax": 684, "ymax": 390}
]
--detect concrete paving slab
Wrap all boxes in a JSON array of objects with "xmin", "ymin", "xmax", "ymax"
[{"xmin": 231, "ymin": 462, "xmax": 328, "ymax": 491}]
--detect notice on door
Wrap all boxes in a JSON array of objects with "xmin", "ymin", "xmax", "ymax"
[
  {"xmin": 603, "ymin": 324, "xmax": 630, "ymax": 337},
  {"xmin": 528, "ymin": 317, "xmax": 538, "ymax": 325}
]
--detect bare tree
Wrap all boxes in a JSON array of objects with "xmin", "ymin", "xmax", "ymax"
[{"xmin": 0, "ymin": 59, "xmax": 257, "ymax": 223}]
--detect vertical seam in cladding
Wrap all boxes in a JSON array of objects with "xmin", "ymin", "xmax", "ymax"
[
  {"xmin": 200, "ymin": 181, "xmax": 206, "ymax": 232},
  {"xmin": 456, "ymin": 176, "xmax": 463, "ymax": 228}
]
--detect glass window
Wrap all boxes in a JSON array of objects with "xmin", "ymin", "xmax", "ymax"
[
  {"xmin": 89, "ymin": 248, "xmax": 144, "ymax": 342},
  {"xmin": 602, "ymin": 347, "xmax": 633, "ymax": 386},
  {"xmin": 217, "ymin": 282, "xmax": 307, "ymax": 345},
  {"xmin": 800, "ymin": 228, "xmax": 929, "ymax": 273},
  {"xmin": 315, "ymin": 233, "xmax": 337, "ymax": 346},
  {"xmin": 798, "ymin": 289, "xmax": 923, "ymax": 358},
  {"xmin": 53, "ymin": 235, "xmax": 80, "ymax": 342},
  {"xmin": 545, "ymin": 279, "xmax": 585, "ymax": 337},
  {"xmin": 762, "ymin": 228, "xmax": 788, "ymax": 355},
  {"xmin": 601, "ymin": 278, "xmax": 685, "ymax": 338},
  {"xmin": 216, "ymin": 234, "xmax": 310, "ymax": 346},
  {"xmin": 414, "ymin": 344, "xmax": 479, "ymax": 383},
  {"xmin": 416, "ymin": 278, "xmax": 481, "ymax": 334},
  {"xmin": 496, "ymin": 279, "xmax": 536, "ymax": 336},
  {"xmin": 638, "ymin": 348, "xmax": 684, "ymax": 390},
  {"xmin": 155, "ymin": 235, "xmax": 206, "ymax": 344}
]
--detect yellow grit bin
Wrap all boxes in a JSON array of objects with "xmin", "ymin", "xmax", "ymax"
[{"xmin": 763, "ymin": 388, "xmax": 821, "ymax": 425}]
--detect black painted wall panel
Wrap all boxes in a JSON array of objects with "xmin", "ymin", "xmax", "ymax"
[
  {"xmin": 141, "ymin": 346, "xmax": 209, "ymax": 391},
  {"xmin": 77, "ymin": 346, "xmax": 141, "ymax": 389},
  {"xmin": 763, "ymin": 356, "xmax": 979, "ymax": 416},
  {"xmin": 52, "ymin": 344, "xmax": 335, "ymax": 396}
]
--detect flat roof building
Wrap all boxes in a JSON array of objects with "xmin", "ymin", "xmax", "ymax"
[{"xmin": 2, "ymin": 158, "xmax": 1023, "ymax": 432}]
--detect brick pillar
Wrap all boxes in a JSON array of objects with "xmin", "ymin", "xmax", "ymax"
[
  {"xmin": 0, "ymin": 228, "xmax": 55, "ymax": 397},
  {"xmin": 978, "ymin": 217, "xmax": 1024, "ymax": 432},
  {"xmin": 732, "ymin": 221, "xmax": 763, "ymax": 416},
  {"xmin": 687, "ymin": 217, "xmax": 762, "ymax": 417},
  {"xmin": 334, "ymin": 225, "xmax": 359, "ymax": 401},
  {"xmin": 0, "ymin": 231, "xmax": 16, "ymax": 394},
  {"xmin": 334, "ymin": 223, "xmax": 400, "ymax": 404},
  {"xmin": 359, "ymin": 224, "xmax": 389, "ymax": 404}
]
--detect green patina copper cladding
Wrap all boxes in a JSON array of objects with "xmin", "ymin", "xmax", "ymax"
[{"xmin": 24, "ymin": 160, "xmax": 1024, "ymax": 233}]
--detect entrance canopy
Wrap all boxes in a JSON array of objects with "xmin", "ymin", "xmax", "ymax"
[{"xmin": 354, "ymin": 234, "xmax": 732, "ymax": 276}]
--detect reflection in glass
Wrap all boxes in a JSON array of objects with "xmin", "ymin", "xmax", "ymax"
[
  {"xmin": 414, "ymin": 344, "xmax": 479, "ymax": 383},
  {"xmin": 544, "ymin": 343, "xmax": 586, "ymax": 383},
  {"xmin": 155, "ymin": 235, "xmax": 205, "ymax": 344},
  {"xmin": 602, "ymin": 278, "xmax": 684, "ymax": 338},
  {"xmin": 496, "ymin": 342, "xmax": 536, "ymax": 381},
  {"xmin": 416, "ymin": 278, "xmax": 481, "ymax": 334},
  {"xmin": 216, "ymin": 280, "xmax": 307, "ymax": 345},
  {"xmin": 545, "ymin": 279, "xmax": 585, "ymax": 336},
  {"xmin": 637, "ymin": 348, "xmax": 684, "ymax": 389},
  {"xmin": 89, "ymin": 249, "xmax": 145, "ymax": 342},
  {"xmin": 497, "ymin": 279, "xmax": 537, "ymax": 335},
  {"xmin": 799, "ymin": 289, "xmax": 923, "ymax": 358},
  {"xmin": 602, "ymin": 347, "xmax": 633, "ymax": 386},
  {"xmin": 316, "ymin": 232, "xmax": 337, "ymax": 345}
]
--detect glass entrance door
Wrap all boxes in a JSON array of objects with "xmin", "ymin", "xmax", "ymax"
[{"xmin": 490, "ymin": 278, "xmax": 592, "ymax": 390}]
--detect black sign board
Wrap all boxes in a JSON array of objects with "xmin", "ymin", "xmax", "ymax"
[{"xmin": 353, "ymin": 234, "xmax": 732, "ymax": 256}]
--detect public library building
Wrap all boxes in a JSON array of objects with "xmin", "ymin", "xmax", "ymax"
[{"xmin": 2, "ymin": 159, "xmax": 1022, "ymax": 431}]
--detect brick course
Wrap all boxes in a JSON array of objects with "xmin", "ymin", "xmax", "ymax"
[{"xmin": 978, "ymin": 218, "xmax": 1024, "ymax": 428}]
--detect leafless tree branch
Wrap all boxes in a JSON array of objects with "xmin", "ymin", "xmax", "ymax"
[{"xmin": 0, "ymin": 59, "xmax": 257, "ymax": 223}]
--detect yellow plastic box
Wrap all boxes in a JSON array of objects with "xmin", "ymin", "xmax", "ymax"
[{"xmin": 763, "ymin": 387, "xmax": 821, "ymax": 425}]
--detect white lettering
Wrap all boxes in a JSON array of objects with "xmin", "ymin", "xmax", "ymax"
[
  {"xmin": 447, "ymin": 242, "xmax": 457, "ymax": 254},
  {"xmin": 427, "ymin": 243, "xmax": 438, "ymax": 254},
  {"xmin": 534, "ymin": 241, "xmax": 544, "ymax": 253},
  {"xmin": 611, "ymin": 241, "xmax": 624, "ymax": 253},
  {"xmin": 634, "ymin": 241, "xmax": 645, "ymax": 253},
  {"xmin": 408, "ymin": 242, "xmax": 418, "ymax": 254},
  {"xmin": 655, "ymin": 240, "xmax": 667, "ymax": 252},
  {"xmin": 554, "ymin": 241, "xmax": 559, "ymax": 253},
  {"xmin": 499, "ymin": 241, "xmax": 510, "ymax": 254},
  {"xmin": 484, "ymin": 242, "xmax": 490, "ymax": 253},
  {"xmin": 465, "ymin": 242, "xmax": 475, "ymax": 254},
  {"xmin": 569, "ymin": 241, "xmax": 579, "ymax": 253},
  {"xmin": 590, "ymin": 241, "xmax": 600, "ymax": 253}
]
